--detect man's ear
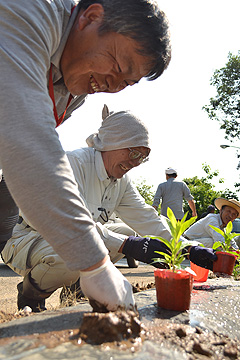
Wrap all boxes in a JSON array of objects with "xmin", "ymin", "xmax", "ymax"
[{"xmin": 78, "ymin": 4, "xmax": 104, "ymax": 30}]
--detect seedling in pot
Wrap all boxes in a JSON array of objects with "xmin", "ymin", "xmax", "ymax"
[
  {"xmin": 210, "ymin": 221, "xmax": 239, "ymax": 256},
  {"xmin": 210, "ymin": 221, "xmax": 240, "ymax": 275},
  {"xmin": 152, "ymin": 208, "xmax": 197, "ymax": 311},
  {"xmin": 151, "ymin": 207, "xmax": 197, "ymax": 272}
]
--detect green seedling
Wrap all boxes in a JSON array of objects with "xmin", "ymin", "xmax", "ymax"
[
  {"xmin": 151, "ymin": 207, "xmax": 197, "ymax": 272},
  {"xmin": 210, "ymin": 221, "xmax": 239, "ymax": 256}
]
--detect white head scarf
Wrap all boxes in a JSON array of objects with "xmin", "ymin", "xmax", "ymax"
[{"xmin": 86, "ymin": 105, "xmax": 150, "ymax": 151}]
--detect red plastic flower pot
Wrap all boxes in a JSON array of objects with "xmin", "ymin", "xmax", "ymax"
[
  {"xmin": 190, "ymin": 262, "xmax": 209, "ymax": 282},
  {"xmin": 213, "ymin": 251, "xmax": 236, "ymax": 275},
  {"xmin": 154, "ymin": 269, "xmax": 194, "ymax": 311}
]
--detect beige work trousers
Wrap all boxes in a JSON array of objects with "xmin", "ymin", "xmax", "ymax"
[{"xmin": 2, "ymin": 221, "xmax": 126, "ymax": 293}]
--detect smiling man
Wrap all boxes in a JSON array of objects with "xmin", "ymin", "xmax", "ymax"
[
  {"xmin": 184, "ymin": 198, "xmax": 240, "ymax": 249},
  {"xmin": 2, "ymin": 106, "xmax": 218, "ymax": 311},
  {"xmin": 0, "ymin": 0, "xmax": 171, "ymax": 312}
]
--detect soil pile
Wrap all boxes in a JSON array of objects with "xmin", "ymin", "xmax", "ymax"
[
  {"xmin": 148, "ymin": 320, "xmax": 239, "ymax": 359},
  {"xmin": 79, "ymin": 309, "xmax": 146, "ymax": 345}
]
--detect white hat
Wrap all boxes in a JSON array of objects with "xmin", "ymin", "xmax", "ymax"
[
  {"xmin": 165, "ymin": 167, "xmax": 177, "ymax": 175},
  {"xmin": 214, "ymin": 198, "xmax": 240, "ymax": 217}
]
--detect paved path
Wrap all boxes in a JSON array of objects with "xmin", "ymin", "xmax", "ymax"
[
  {"xmin": 1, "ymin": 258, "xmax": 240, "ymax": 359},
  {"xmin": 0, "ymin": 276, "xmax": 240, "ymax": 359},
  {"xmin": 0, "ymin": 258, "xmax": 155, "ymax": 314}
]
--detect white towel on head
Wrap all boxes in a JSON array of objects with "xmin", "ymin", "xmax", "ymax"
[{"xmin": 86, "ymin": 106, "xmax": 150, "ymax": 151}]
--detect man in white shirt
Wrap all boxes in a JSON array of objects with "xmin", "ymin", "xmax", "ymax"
[
  {"xmin": 3, "ymin": 106, "xmax": 217, "ymax": 311},
  {"xmin": 184, "ymin": 198, "xmax": 240, "ymax": 248}
]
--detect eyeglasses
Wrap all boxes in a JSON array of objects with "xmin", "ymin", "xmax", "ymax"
[{"xmin": 128, "ymin": 148, "xmax": 149, "ymax": 164}]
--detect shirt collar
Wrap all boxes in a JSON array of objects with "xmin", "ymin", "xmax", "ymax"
[
  {"xmin": 95, "ymin": 150, "xmax": 110, "ymax": 181},
  {"xmin": 51, "ymin": 4, "xmax": 79, "ymax": 69}
]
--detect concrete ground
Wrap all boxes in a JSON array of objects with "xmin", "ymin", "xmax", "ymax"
[
  {"xmin": 0, "ymin": 267, "xmax": 240, "ymax": 359},
  {"xmin": 1, "ymin": 258, "xmax": 240, "ymax": 359},
  {"xmin": 0, "ymin": 258, "xmax": 156, "ymax": 314}
]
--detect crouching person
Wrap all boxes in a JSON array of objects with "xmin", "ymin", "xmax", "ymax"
[
  {"xmin": 184, "ymin": 198, "xmax": 240, "ymax": 249},
  {"xmin": 2, "ymin": 106, "xmax": 217, "ymax": 312}
]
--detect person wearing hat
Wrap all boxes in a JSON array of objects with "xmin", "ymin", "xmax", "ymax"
[
  {"xmin": 184, "ymin": 198, "xmax": 240, "ymax": 248},
  {"xmin": 2, "ymin": 106, "xmax": 217, "ymax": 311},
  {"xmin": 152, "ymin": 167, "xmax": 197, "ymax": 220}
]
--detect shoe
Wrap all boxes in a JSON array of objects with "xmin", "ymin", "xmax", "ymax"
[
  {"xmin": 125, "ymin": 255, "xmax": 139, "ymax": 268},
  {"xmin": 17, "ymin": 282, "xmax": 47, "ymax": 312}
]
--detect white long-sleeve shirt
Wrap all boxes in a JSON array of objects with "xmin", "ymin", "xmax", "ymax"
[
  {"xmin": 184, "ymin": 213, "xmax": 238, "ymax": 248},
  {"xmin": 67, "ymin": 148, "xmax": 182, "ymax": 241},
  {"xmin": 20, "ymin": 147, "xmax": 195, "ymax": 262}
]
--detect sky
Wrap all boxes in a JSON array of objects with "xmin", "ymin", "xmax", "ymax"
[{"xmin": 57, "ymin": 0, "xmax": 240, "ymax": 195}]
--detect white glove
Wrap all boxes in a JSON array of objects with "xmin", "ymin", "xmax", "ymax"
[{"xmin": 80, "ymin": 256, "xmax": 135, "ymax": 311}]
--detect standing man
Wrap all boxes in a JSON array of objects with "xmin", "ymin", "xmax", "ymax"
[
  {"xmin": 0, "ymin": 0, "xmax": 171, "ymax": 311},
  {"xmin": 152, "ymin": 167, "xmax": 197, "ymax": 220}
]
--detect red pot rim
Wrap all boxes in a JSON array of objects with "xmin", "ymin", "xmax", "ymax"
[
  {"xmin": 154, "ymin": 268, "xmax": 191, "ymax": 279},
  {"xmin": 215, "ymin": 251, "xmax": 236, "ymax": 258}
]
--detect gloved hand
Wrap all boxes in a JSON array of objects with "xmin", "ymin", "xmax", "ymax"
[
  {"xmin": 122, "ymin": 236, "xmax": 170, "ymax": 268},
  {"xmin": 189, "ymin": 246, "xmax": 218, "ymax": 270},
  {"xmin": 80, "ymin": 256, "xmax": 135, "ymax": 312}
]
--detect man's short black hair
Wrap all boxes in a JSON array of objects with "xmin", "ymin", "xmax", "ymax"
[{"xmin": 79, "ymin": 0, "xmax": 171, "ymax": 80}]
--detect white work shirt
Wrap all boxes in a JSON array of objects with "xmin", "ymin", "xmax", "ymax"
[
  {"xmin": 184, "ymin": 213, "xmax": 238, "ymax": 248},
  {"xmin": 67, "ymin": 148, "xmax": 174, "ymax": 241}
]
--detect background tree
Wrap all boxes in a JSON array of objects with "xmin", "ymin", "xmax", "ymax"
[
  {"xmin": 134, "ymin": 164, "xmax": 239, "ymax": 219},
  {"xmin": 203, "ymin": 51, "xmax": 240, "ymax": 140},
  {"xmin": 134, "ymin": 178, "xmax": 155, "ymax": 207}
]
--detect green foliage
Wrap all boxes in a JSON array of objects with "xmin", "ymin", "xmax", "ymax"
[
  {"xmin": 233, "ymin": 262, "xmax": 240, "ymax": 281},
  {"xmin": 134, "ymin": 178, "xmax": 155, "ymax": 207},
  {"xmin": 203, "ymin": 51, "xmax": 240, "ymax": 140},
  {"xmin": 210, "ymin": 221, "xmax": 239, "ymax": 254},
  {"xmin": 183, "ymin": 163, "xmax": 238, "ymax": 218},
  {"xmin": 151, "ymin": 208, "xmax": 197, "ymax": 272}
]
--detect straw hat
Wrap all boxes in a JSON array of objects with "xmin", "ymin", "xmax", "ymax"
[{"xmin": 214, "ymin": 198, "xmax": 240, "ymax": 217}]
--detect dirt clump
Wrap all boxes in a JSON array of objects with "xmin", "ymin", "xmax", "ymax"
[
  {"xmin": 78, "ymin": 309, "xmax": 146, "ymax": 345},
  {"xmin": 0, "ymin": 309, "xmax": 32, "ymax": 323},
  {"xmin": 132, "ymin": 282, "xmax": 155, "ymax": 293}
]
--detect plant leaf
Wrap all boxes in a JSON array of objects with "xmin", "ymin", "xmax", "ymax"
[
  {"xmin": 225, "ymin": 221, "xmax": 233, "ymax": 234},
  {"xmin": 212, "ymin": 241, "xmax": 223, "ymax": 250},
  {"xmin": 209, "ymin": 224, "xmax": 224, "ymax": 236}
]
